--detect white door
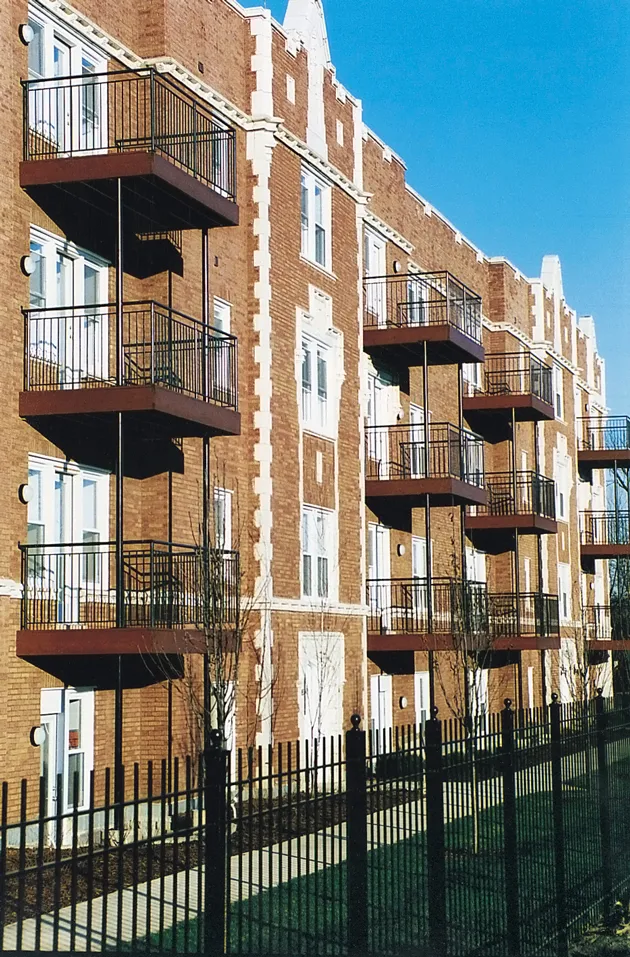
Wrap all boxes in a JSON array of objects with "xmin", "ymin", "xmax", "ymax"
[
  {"xmin": 366, "ymin": 373, "xmax": 391, "ymax": 478},
  {"xmin": 40, "ymin": 688, "xmax": 94, "ymax": 839},
  {"xmin": 406, "ymin": 275, "xmax": 428, "ymax": 326},
  {"xmin": 371, "ymin": 674, "xmax": 393, "ymax": 753},
  {"xmin": 40, "ymin": 712, "xmax": 60, "ymax": 833},
  {"xmin": 468, "ymin": 668, "xmax": 489, "ymax": 735},
  {"xmin": 364, "ymin": 231, "xmax": 386, "ymax": 326},
  {"xmin": 412, "ymin": 536, "xmax": 428, "ymax": 621},
  {"xmin": 298, "ymin": 633, "xmax": 345, "ymax": 745},
  {"xmin": 414, "ymin": 672, "xmax": 430, "ymax": 729},
  {"xmin": 409, "ymin": 404, "xmax": 426, "ymax": 478},
  {"xmin": 368, "ymin": 524, "xmax": 391, "ymax": 629}
]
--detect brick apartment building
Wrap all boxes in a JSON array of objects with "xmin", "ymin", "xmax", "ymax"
[{"xmin": 0, "ymin": 0, "xmax": 621, "ymax": 814}]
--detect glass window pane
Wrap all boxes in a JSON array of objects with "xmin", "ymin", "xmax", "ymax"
[
  {"xmin": 29, "ymin": 243, "xmax": 45, "ymax": 309},
  {"xmin": 28, "ymin": 20, "xmax": 45, "ymax": 78},
  {"xmin": 317, "ymin": 351, "xmax": 327, "ymax": 400},
  {"xmin": 301, "ymin": 175, "xmax": 309, "ymax": 253},
  {"xmin": 82, "ymin": 530, "xmax": 100, "ymax": 584},
  {"xmin": 68, "ymin": 699, "xmax": 81, "ymax": 749},
  {"xmin": 303, "ymin": 555, "xmax": 312, "ymax": 597},
  {"xmin": 314, "ymin": 184, "xmax": 324, "ymax": 224},
  {"xmin": 28, "ymin": 469, "xmax": 43, "ymax": 522},
  {"xmin": 315, "ymin": 225, "xmax": 326, "ymax": 266},
  {"xmin": 317, "ymin": 557, "xmax": 328, "ymax": 598},
  {"xmin": 67, "ymin": 752, "xmax": 84, "ymax": 807},
  {"xmin": 83, "ymin": 478, "xmax": 98, "ymax": 529}
]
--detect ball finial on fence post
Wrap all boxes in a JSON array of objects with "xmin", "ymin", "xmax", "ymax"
[
  {"xmin": 350, "ymin": 713, "xmax": 362, "ymax": 731},
  {"xmin": 504, "ymin": 698, "xmax": 512, "ymax": 711}
]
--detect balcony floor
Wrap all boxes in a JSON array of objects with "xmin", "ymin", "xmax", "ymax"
[
  {"xmin": 586, "ymin": 640, "xmax": 630, "ymax": 652},
  {"xmin": 16, "ymin": 627, "xmax": 209, "ymax": 657},
  {"xmin": 365, "ymin": 477, "xmax": 488, "ymax": 508},
  {"xmin": 20, "ymin": 384, "xmax": 240, "ymax": 439},
  {"xmin": 466, "ymin": 514, "xmax": 558, "ymax": 535},
  {"xmin": 581, "ymin": 542, "xmax": 630, "ymax": 559},
  {"xmin": 363, "ymin": 324, "xmax": 484, "ymax": 367},
  {"xmin": 20, "ymin": 152, "xmax": 239, "ymax": 268},
  {"xmin": 578, "ymin": 449, "xmax": 630, "ymax": 471},
  {"xmin": 367, "ymin": 632, "xmax": 560, "ymax": 652}
]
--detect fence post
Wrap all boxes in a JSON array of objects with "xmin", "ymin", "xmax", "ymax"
[
  {"xmin": 550, "ymin": 693, "xmax": 568, "ymax": 957},
  {"xmin": 595, "ymin": 688, "xmax": 613, "ymax": 915},
  {"xmin": 501, "ymin": 700, "xmax": 520, "ymax": 956},
  {"xmin": 346, "ymin": 713, "xmax": 368, "ymax": 956},
  {"xmin": 204, "ymin": 729, "xmax": 228, "ymax": 956},
  {"xmin": 425, "ymin": 707, "xmax": 447, "ymax": 957}
]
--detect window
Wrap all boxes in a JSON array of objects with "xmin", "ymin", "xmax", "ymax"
[
  {"xmin": 213, "ymin": 298, "xmax": 231, "ymax": 334},
  {"xmin": 27, "ymin": 468, "xmax": 45, "ymax": 578},
  {"xmin": 463, "ymin": 362, "xmax": 482, "ymax": 393},
  {"xmin": 214, "ymin": 488, "xmax": 232, "ymax": 550},
  {"xmin": 301, "ymin": 169, "xmax": 331, "ymax": 269},
  {"xmin": 286, "ymin": 75, "xmax": 296, "ymax": 104},
  {"xmin": 66, "ymin": 697, "xmax": 84, "ymax": 807},
  {"xmin": 27, "ymin": 19, "xmax": 45, "ymax": 78},
  {"xmin": 558, "ymin": 564, "xmax": 571, "ymax": 623},
  {"xmin": 555, "ymin": 456, "xmax": 569, "ymax": 521},
  {"xmin": 82, "ymin": 477, "xmax": 101, "ymax": 585},
  {"xmin": 301, "ymin": 336, "xmax": 328, "ymax": 431},
  {"xmin": 302, "ymin": 506, "xmax": 334, "ymax": 600},
  {"xmin": 554, "ymin": 366, "xmax": 563, "ymax": 419}
]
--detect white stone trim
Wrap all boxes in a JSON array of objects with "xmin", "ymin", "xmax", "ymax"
[
  {"xmin": 363, "ymin": 209, "xmax": 413, "ymax": 255},
  {"xmin": 0, "ymin": 580, "xmax": 23, "ymax": 599},
  {"xmin": 247, "ymin": 597, "xmax": 368, "ymax": 617}
]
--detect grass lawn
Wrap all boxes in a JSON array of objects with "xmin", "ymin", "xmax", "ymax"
[{"xmin": 117, "ymin": 757, "xmax": 630, "ymax": 956}]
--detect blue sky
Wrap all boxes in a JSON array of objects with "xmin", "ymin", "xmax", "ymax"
[{"xmin": 267, "ymin": 0, "xmax": 630, "ymax": 414}]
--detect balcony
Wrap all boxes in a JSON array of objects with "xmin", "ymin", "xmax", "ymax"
[
  {"xmin": 363, "ymin": 272, "xmax": 484, "ymax": 367},
  {"xmin": 21, "ymin": 68, "xmax": 238, "ymax": 270},
  {"xmin": 19, "ymin": 301, "xmax": 239, "ymax": 470},
  {"xmin": 580, "ymin": 511, "xmax": 630, "ymax": 559},
  {"xmin": 365, "ymin": 422, "xmax": 486, "ymax": 509},
  {"xmin": 17, "ymin": 540, "xmax": 239, "ymax": 657},
  {"xmin": 577, "ymin": 417, "xmax": 630, "ymax": 472},
  {"xmin": 466, "ymin": 471, "xmax": 557, "ymax": 551},
  {"xmin": 366, "ymin": 578, "xmax": 560, "ymax": 652},
  {"xmin": 584, "ymin": 602, "xmax": 630, "ymax": 650},
  {"xmin": 463, "ymin": 352, "xmax": 554, "ymax": 440}
]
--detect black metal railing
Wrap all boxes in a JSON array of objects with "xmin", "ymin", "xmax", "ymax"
[
  {"xmin": 22, "ymin": 67, "xmax": 236, "ymax": 200},
  {"xmin": 475, "ymin": 471, "xmax": 556, "ymax": 520},
  {"xmin": 365, "ymin": 421, "xmax": 484, "ymax": 486},
  {"xmin": 19, "ymin": 540, "xmax": 239, "ymax": 631},
  {"xmin": 580, "ymin": 511, "xmax": 630, "ymax": 547},
  {"xmin": 23, "ymin": 300, "xmax": 238, "ymax": 409},
  {"xmin": 363, "ymin": 271, "xmax": 482, "ymax": 343},
  {"xmin": 577, "ymin": 416, "xmax": 630, "ymax": 452},
  {"xmin": 468, "ymin": 351, "xmax": 553, "ymax": 404},
  {"xmin": 584, "ymin": 602, "xmax": 630, "ymax": 641},
  {"xmin": 1, "ymin": 698, "xmax": 630, "ymax": 955},
  {"xmin": 367, "ymin": 578, "xmax": 559, "ymax": 641}
]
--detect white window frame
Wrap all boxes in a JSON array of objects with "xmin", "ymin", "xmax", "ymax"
[
  {"xmin": 29, "ymin": 225, "xmax": 109, "ymax": 383},
  {"xmin": 213, "ymin": 297, "xmax": 231, "ymax": 334},
  {"xmin": 301, "ymin": 168, "xmax": 332, "ymax": 271},
  {"xmin": 555, "ymin": 455, "xmax": 569, "ymax": 522},
  {"xmin": 554, "ymin": 365, "xmax": 564, "ymax": 420},
  {"xmin": 414, "ymin": 671, "xmax": 430, "ymax": 728},
  {"xmin": 301, "ymin": 335, "xmax": 330, "ymax": 434},
  {"xmin": 558, "ymin": 563, "xmax": 571, "ymax": 623},
  {"xmin": 213, "ymin": 487, "xmax": 233, "ymax": 551},
  {"xmin": 302, "ymin": 505, "xmax": 336, "ymax": 602}
]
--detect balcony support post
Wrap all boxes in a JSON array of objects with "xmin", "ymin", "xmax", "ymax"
[
  {"xmin": 201, "ymin": 227, "xmax": 212, "ymax": 755},
  {"xmin": 424, "ymin": 341, "xmax": 435, "ymax": 709},
  {"xmin": 512, "ymin": 408, "xmax": 523, "ymax": 710},
  {"xmin": 614, "ymin": 460, "xmax": 619, "ymax": 544},
  {"xmin": 114, "ymin": 177, "xmax": 125, "ymax": 821}
]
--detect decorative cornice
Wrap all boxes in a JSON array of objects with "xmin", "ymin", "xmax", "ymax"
[
  {"xmin": 275, "ymin": 127, "xmax": 367, "ymax": 201},
  {"xmin": 243, "ymin": 596, "xmax": 368, "ymax": 617},
  {"xmin": 363, "ymin": 209, "xmax": 413, "ymax": 255}
]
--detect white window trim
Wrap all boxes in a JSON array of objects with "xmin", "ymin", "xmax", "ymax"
[
  {"xmin": 300, "ymin": 167, "xmax": 332, "ymax": 272},
  {"xmin": 301, "ymin": 505, "xmax": 338, "ymax": 604},
  {"xmin": 213, "ymin": 297, "xmax": 231, "ymax": 334},
  {"xmin": 213, "ymin": 487, "xmax": 233, "ymax": 551},
  {"xmin": 558, "ymin": 563, "xmax": 572, "ymax": 624},
  {"xmin": 298, "ymin": 305, "xmax": 342, "ymax": 441}
]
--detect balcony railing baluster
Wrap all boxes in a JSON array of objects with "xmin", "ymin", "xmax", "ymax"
[{"xmin": 476, "ymin": 471, "xmax": 556, "ymax": 520}]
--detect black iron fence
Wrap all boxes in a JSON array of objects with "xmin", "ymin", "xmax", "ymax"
[
  {"xmin": 365, "ymin": 422, "xmax": 484, "ymax": 487},
  {"xmin": 19, "ymin": 540, "xmax": 239, "ymax": 631},
  {"xmin": 22, "ymin": 67, "xmax": 236, "ymax": 200},
  {"xmin": 584, "ymin": 602, "xmax": 630, "ymax": 642},
  {"xmin": 476, "ymin": 471, "xmax": 556, "ymax": 520},
  {"xmin": 468, "ymin": 351, "xmax": 553, "ymax": 405},
  {"xmin": 367, "ymin": 578, "xmax": 560, "ymax": 643},
  {"xmin": 2, "ymin": 696, "xmax": 630, "ymax": 955},
  {"xmin": 23, "ymin": 300, "xmax": 238, "ymax": 410},
  {"xmin": 577, "ymin": 416, "xmax": 630, "ymax": 452},
  {"xmin": 580, "ymin": 511, "xmax": 630, "ymax": 547},
  {"xmin": 363, "ymin": 272, "xmax": 482, "ymax": 343}
]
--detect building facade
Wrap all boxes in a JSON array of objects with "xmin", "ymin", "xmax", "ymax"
[{"xmin": 0, "ymin": 0, "xmax": 620, "ymax": 814}]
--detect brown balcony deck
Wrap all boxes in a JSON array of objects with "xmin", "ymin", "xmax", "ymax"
[
  {"xmin": 21, "ymin": 69, "xmax": 238, "ymax": 271},
  {"xmin": 363, "ymin": 272, "xmax": 484, "ymax": 367},
  {"xmin": 466, "ymin": 471, "xmax": 557, "ymax": 551},
  {"xmin": 577, "ymin": 417, "xmax": 630, "ymax": 471},
  {"xmin": 463, "ymin": 352, "xmax": 554, "ymax": 440},
  {"xmin": 584, "ymin": 602, "xmax": 630, "ymax": 651},
  {"xmin": 580, "ymin": 511, "xmax": 630, "ymax": 559},
  {"xmin": 17, "ymin": 540, "xmax": 238, "ymax": 658},
  {"xmin": 367, "ymin": 579, "xmax": 560, "ymax": 652},
  {"xmin": 365, "ymin": 422, "xmax": 487, "ymax": 509},
  {"xmin": 19, "ymin": 301, "xmax": 239, "ymax": 471}
]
